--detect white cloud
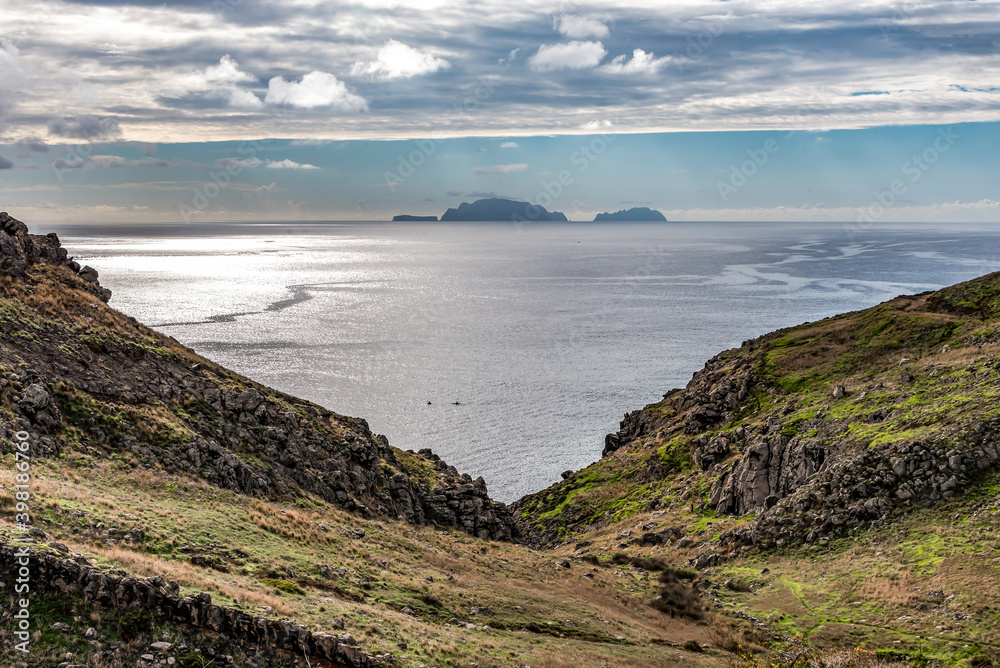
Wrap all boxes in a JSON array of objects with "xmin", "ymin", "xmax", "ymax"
[
  {"xmin": 498, "ymin": 48, "xmax": 520, "ymax": 67},
  {"xmin": 472, "ymin": 163, "xmax": 528, "ymax": 174},
  {"xmin": 216, "ymin": 157, "xmax": 262, "ymax": 169},
  {"xmin": 265, "ymin": 71, "xmax": 368, "ymax": 111},
  {"xmin": 529, "ymin": 41, "xmax": 606, "ymax": 71},
  {"xmin": 555, "ymin": 15, "xmax": 610, "ymax": 40},
  {"xmin": 499, "ymin": 141, "xmax": 519, "ymax": 148},
  {"xmin": 579, "ymin": 120, "xmax": 613, "ymax": 131},
  {"xmin": 176, "ymin": 55, "xmax": 262, "ymax": 109},
  {"xmin": 601, "ymin": 49, "xmax": 671, "ymax": 75},
  {"xmin": 204, "ymin": 55, "xmax": 254, "ymax": 85},
  {"xmin": 226, "ymin": 88, "xmax": 264, "ymax": 109},
  {"xmin": 351, "ymin": 40, "xmax": 450, "ymax": 80},
  {"xmin": 265, "ymin": 159, "xmax": 319, "ymax": 169}
]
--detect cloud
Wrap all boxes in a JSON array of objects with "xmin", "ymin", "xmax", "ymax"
[
  {"xmin": 213, "ymin": 156, "xmax": 318, "ymax": 170},
  {"xmin": 601, "ymin": 49, "xmax": 670, "ymax": 75},
  {"xmin": 226, "ymin": 88, "xmax": 265, "ymax": 109},
  {"xmin": 0, "ymin": 40, "xmax": 26, "ymax": 131},
  {"xmin": 133, "ymin": 157, "xmax": 170, "ymax": 167},
  {"xmin": 168, "ymin": 55, "xmax": 262, "ymax": 109},
  {"xmin": 53, "ymin": 156, "xmax": 86, "ymax": 170},
  {"xmin": 446, "ymin": 190, "xmax": 464, "ymax": 197},
  {"xmin": 90, "ymin": 154, "xmax": 127, "ymax": 168},
  {"xmin": 0, "ymin": 153, "xmax": 13, "ymax": 169},
  {"xmin": 14, "ymin": 137, "xmax": 50, "ymax": 158},
  {"xmin": 555, "ymin": 15, "xmax": 610, "ymax": 40},
  {"xmin": 265, "ymin": 159, "xmax": 319, "ymax": 169},
  {"xmin": 132, "ymin": 157, "xmax": 207, "ymax": 168},
  {"xmin": 215, "ymin": 156, "xmax": 263, "ymax": 169},
  {"xmin": 500, "ymin": 141, "xmax": 519, "ymax": 148},
  {"xmin": 498, "ymin": 48, "xmax": 520, "ymax": 67},
  {"xmin": 580, "ymin": 120, "xmax": 614, "ymax": 131},
  {"xmin": 204, "ymin": 54, "xmax": 255, "ymax": 85},
  {"xmin": 472, "ymin": 163, "xmax": 528, "ymax": 174},
  {"xmin": 48, "ymin": 115, "xmax": 122, "ymax": 140},
  {"xmin": 265, "ymin": 72, "xmax": 367, "ymax": 111},
  {"xmin": 529, "ymin": 41, "xmax": 606, "ymax": 71},
  {"xmin": 351, "ymin": 40, "xmax": 450, "ymax": 80}
]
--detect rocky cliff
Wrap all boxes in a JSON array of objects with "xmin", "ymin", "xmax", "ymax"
[
  {"xmin": 516, "ymin": 273, "xmax": 1000, "ymax": 561},
  {"xmin": 0, "ymin": 212, "xmax": 517, "ymax": 542}
]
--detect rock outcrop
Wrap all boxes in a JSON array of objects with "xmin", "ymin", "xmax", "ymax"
[
  {"xmin": 0, "ymin": 541, "xmax": 387, "ymax": 667},
  {"xmin": 0, "ymin": 210, "xmax": 111, "ymax": 301}
]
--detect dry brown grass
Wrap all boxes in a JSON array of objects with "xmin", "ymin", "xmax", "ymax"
[{"xmin": 72, "ymin": 542, "xmax": 295, "ymax": 615}]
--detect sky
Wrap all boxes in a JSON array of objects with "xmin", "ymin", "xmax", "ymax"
[{"xmin": 0, "ymin": 0, "xmax": 999, "ymax": 222}]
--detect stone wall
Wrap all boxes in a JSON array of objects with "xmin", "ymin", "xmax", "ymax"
[{"xmin": 0, "ymin": 541, "xmax": 388, "ymax": 667}]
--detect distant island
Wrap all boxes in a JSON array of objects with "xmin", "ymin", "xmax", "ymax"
[
  {"xmin": 393, "ymin": 200, "xmax": 665, "ymax": 223},
  {"xmin": 593, "ymin": 207, "xmax": 666, "ymax": 222},
  {"xmin": 439, "ymin": 198, "xmax": 567, "ymax": 222},
  {"xmin": 392, "ymin": 214, "xmax": 438, "ymax": 221}
]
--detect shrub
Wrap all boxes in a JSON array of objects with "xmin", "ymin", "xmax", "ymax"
[
  {"xmin": 117, "ymin": 607, "xmax": 154, "ymax": 640},
  {"xmin": 650, "ymin": 571, "xmax": 704, "ymax": 621},
  {"xmin": 260, "ymin": 578, "xmax": 305, "ymax": 595},
  {"xmin": 683, "ymin": 639, "xmax": 704, "ymax": 653}
]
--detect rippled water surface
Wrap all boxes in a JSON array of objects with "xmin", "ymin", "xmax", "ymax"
[{"xmin": 49, "ymin": 221, "xmax": 1000, "ymax": 502}]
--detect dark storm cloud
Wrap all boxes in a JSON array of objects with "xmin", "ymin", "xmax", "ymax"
[{"xmin": 0, "ymin": 153, "xmax": 14, "ymax": 169}]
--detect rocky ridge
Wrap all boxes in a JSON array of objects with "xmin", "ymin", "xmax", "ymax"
[{"xmin": 0, "ymin": 212, "xmax": 517, "ymax": 542}]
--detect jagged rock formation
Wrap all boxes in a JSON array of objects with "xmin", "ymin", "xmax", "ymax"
[
  {"xmin": 440, "ymin": 198, "xmax": 567, "ymax": 222},
  {"xmin": 517, "ymin": 272, "xmax": 1000, "ymax": 558},
  {"xmin": 593, "ymin": 207, "xmax": 667, "ymax": 222},
  {"xmin": 0, "ymin": 541, "xmax": 387, "ymax": 666},
  {"xmin": 0, "ymin": 212, "xmax": 517, "ymax": 541},
  {"xmin": 1, "ymin": 211, "xmax": 111, "ymax": 302}
]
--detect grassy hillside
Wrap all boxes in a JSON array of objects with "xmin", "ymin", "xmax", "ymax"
[{"xmin": 514, "ymin": 272, "xmax": 1000, "ymax": 666}]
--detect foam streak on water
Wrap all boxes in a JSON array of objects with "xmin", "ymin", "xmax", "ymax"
[{"xmin": 54, "ymin": 221, "xmax": 1000, "ymax": 502}]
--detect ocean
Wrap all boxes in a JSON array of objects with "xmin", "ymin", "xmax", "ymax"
[{"xmin": 47, "ymin": 220, "xmax": 1000, "ymax": 503}]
